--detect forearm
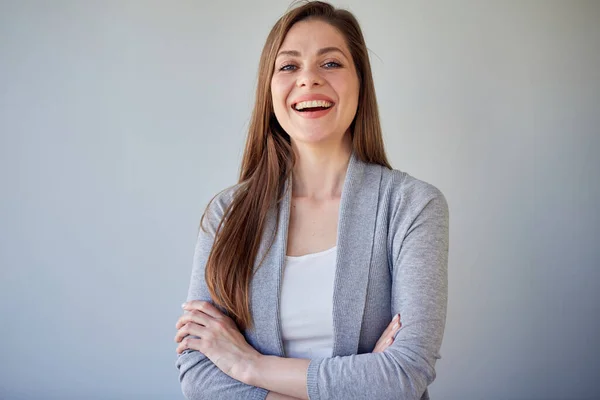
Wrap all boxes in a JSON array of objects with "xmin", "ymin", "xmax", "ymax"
[
  {"xmin": 248, "ymin": 355, "xmax": 310, "ymax": 400},
  {"xmin": 178, "ymin": 351, "xmax": 269, "ymax": 400}
]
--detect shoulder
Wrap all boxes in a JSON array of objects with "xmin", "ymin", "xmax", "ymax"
[
  {"xmin": 377, "ymin": 166, "xmax": 449, "ymax": 224},
  {"xmin": 382, "ymin": 167, "xmax": 447, "ymax": 206}
]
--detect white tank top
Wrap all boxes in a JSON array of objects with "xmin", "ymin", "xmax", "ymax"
[{"xmin": 280, "ymin": 246, "xmax": 337, "ymax": 359}]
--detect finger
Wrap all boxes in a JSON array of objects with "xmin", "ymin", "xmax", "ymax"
[
  {"xmin": 373, "ymin": 335, "xmax": 393, "ymax": 353},
  {"xmin": 390, "ymin": 319, "xmax": 402, "ymax": 334},
  {"xmin": 385, "ymin": 321, "xmax": 402, "ymax": 345},
  {"xmin": 373, "ymin": 317, "xmax": 402, "ymax": 353},
  {"xmin": 387, "ymin": 320, "xmax": 402, "ymax": 341},
  {"xmin": 174, "ymin": 322, "xmax": 205, "ymax": 343},
  {"xmin": 182, "ymin": 300, "xmax": 223, "ymax": 319},
  {"xmin": 376, "ymin": 328, "xmax": 401, "ymax": 353},
  {"xmin": 372, "ymin": 315, "xmax": 400, "ymax": 352},
  {"xmin": 380, "ymin": 314, "xmax": 401, "ymax": 340},
  {"xmin": 176, "ymin": 310, "xmax": 212, "ymax": 330},
  {"xmin": 176, "ymin": 337, "xmax": 203, "ymax": 354}
]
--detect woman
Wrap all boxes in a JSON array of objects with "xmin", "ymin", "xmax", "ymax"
[{"xmin": 174, "ymin": 2, "xmax": 449, "ymax": 399}]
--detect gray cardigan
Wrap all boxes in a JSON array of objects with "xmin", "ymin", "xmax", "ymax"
[{"xmin": 177, "ymin": 151, "xmax": 449, "ymax": 400}]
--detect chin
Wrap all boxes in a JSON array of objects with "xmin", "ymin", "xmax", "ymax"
[{"xmin": 289, "ymin": 129, "xmax": 340, "ymax": 145}]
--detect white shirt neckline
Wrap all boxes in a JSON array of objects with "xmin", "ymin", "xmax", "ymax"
[{"xmin": 285, "ymin": 245, "xmax": 338, "ymax": 261}]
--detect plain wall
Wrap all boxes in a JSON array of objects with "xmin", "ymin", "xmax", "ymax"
[{"xmin": 1, "ymin": 1, "xmax": 599, "ymax": 399}]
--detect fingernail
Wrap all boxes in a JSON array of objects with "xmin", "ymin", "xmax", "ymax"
[{"xmin": 393, "ymin": 314, "xmax": 399, "ymax": 321}]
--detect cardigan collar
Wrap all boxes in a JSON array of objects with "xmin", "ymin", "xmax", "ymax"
[{"xmin": 250, "ymin": 150, "xmax": 383, "ymax": 357}]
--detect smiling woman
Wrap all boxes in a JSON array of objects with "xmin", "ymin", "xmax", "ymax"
[{"xmin": 174, "ymin": 2, "xmax": 449, "ymax": 400}]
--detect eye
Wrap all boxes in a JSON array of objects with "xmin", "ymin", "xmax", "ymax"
[
  {"xmin": 279, "ymin": 64, "xmax": 297, "ymax": 72},
  {"xmin": 323, "ymin": 61, "xmax": 342, "ymax": 69}
]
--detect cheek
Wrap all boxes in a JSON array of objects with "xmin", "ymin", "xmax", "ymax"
[
  {"xmin": 270, "ymin": 79, "xmax": 289, "ymax": 115},
  {"xmin": 333, "ymin": 76, "xmax": 359, "ymax": 114}
]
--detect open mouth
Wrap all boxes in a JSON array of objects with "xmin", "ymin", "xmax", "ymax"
[{"xmin": 292, "ymin": 100, "xmax": 335, "ymax": 112}]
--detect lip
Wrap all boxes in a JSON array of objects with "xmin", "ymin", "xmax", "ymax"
[{"xmin": 293, "ymin": 107, "xmax": 333, "ymax": 119}]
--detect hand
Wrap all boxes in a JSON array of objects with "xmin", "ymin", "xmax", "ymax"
[
  {"xmin": 174, "ymin": 300, "xmax": 261, "ymax": 383},
  {"xmin": 372, "ymin": 314, "xmax": 402, "ymax": 353}
]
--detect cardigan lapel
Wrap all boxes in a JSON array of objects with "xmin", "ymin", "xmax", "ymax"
[
  {"xmin": 249, "ymin": 176, "xmax": 291, "ymax": 357},
  {"xmin": 331, "ymin": 151, "xmax": 382, "ymax": 356}
]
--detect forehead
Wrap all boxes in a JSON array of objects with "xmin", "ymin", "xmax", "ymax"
[{"xmin": 279, "ymin": 19, "xmax": 349, "ymax": 54}]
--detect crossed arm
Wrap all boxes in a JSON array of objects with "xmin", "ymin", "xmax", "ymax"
[{"xmin": 175, "ymin": 300, "xmax": 402, "ymax": 399}]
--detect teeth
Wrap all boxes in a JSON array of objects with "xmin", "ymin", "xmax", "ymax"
[{"xmin": 294, "ymin": 100, "xmax": 333, "ymax": 110}]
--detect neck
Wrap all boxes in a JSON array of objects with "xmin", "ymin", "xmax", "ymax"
[{"xmin": 291, "ymin": 132, "xmax": 352, "ymax": 200}]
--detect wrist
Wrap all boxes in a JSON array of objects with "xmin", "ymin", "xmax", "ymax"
[{"xmin": 241, "ymin": 351, "xmax": 264, "ymax": 386}]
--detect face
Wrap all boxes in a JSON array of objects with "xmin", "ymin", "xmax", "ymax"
[{"xmin": 270, "ymin": 19, "xmax": 360, "ymax": 145}]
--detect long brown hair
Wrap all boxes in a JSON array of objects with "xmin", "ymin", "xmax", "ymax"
[{"xmin": 202, "ymin": 1, "xmax": 391, "ymax": 330}]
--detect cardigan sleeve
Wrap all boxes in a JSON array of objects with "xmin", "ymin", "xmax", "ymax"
[
  {"xmin": 176, "ymin": 187, "xmax": 269, "ymax": 400},
  {"xmin": 305, "ymin": 182, "xmax": 449, "ymax": 400}
]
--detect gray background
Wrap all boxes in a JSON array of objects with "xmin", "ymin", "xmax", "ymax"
[{"xmin": 1, "ymin": 1, "xmax": 599, "ymax": 399}]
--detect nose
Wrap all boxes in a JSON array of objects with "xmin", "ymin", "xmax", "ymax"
[{"xmin": 296, "ymin": 67, "xmax": 324, "ymax": 88}]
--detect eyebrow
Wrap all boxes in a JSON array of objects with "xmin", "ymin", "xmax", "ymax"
[{"xmin": 276, "ymin": 46, "xmax": 347, "ymax": 59}]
